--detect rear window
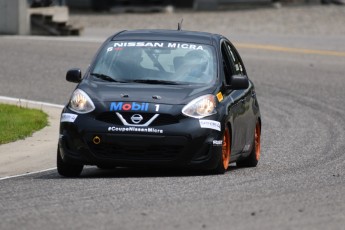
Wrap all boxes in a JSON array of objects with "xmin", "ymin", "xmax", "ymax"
[{"xmin": 91, "ymin": 41, "xmax": 217, "ymax": 85}]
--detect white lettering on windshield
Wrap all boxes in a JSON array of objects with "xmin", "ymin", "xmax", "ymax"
[
  {"xmin": 113, "ymin": 42, "xmax": 204, "ymax": 50},
  {"xmin": 168, "ymin": 43, "xmax": 176, "ymax": 48},
  {"xmin": 114, "ymin": 42, "xmax": 164, "ymax": 48},
  {"xmin": 168, "ymin": 43, "xmax": 204, "ymax": 50}
]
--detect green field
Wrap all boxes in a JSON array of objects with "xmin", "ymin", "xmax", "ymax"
[{"xmin": 0, "ymin": 103, "xmax": 48, "ymax": 145}]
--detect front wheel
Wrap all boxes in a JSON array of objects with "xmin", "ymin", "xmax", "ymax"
[
  {"xmin": 57, "ymin": 148, "xmax": 83, "ymax": 177},
  {"xmin": 212, "ymin": 125, "xmax": 231, "ymax": 174},
  {"xmin": 237, "ymin": 121, "xmax": 261, "ymax": 167}
]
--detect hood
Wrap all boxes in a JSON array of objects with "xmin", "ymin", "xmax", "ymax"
[{"xmin": 79, "ymin": 80, "xmax": 217, "ymax": 105}]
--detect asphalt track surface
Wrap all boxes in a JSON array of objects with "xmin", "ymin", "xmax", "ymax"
[{"xmin": 1, "ymin": 8, "xmax": 345, "ymax": 230}]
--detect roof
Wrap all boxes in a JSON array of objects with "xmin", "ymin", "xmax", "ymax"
[{"xmin": 111, "ymin": 29, "xmax": 221, "ymax": 45}]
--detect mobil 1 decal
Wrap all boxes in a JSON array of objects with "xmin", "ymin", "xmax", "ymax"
[{"xmin": 110, "ymin": 102, "xmax": 161, "ymax": 112}]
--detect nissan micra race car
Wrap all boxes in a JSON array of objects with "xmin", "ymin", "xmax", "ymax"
[{"xmin": 57, "ymin": 29, "xmax": 261, "ymax": 177}]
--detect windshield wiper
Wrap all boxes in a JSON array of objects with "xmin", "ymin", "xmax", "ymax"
[
  {"xmin": 90, "ymin": 73, "xmax": 128, "ymax": 83},
  {"xmin": 131, "ymin": 79, "xmax": 182, "ymax": 85}
]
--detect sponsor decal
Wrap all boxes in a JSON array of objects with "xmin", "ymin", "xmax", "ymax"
[
  {"xmin": 108, "ymin": 126, "xmax": 163, "ymax": 134},
  {"xmin": 107, "ymin": 47, "xmax": 125, "ymax": 52},
  {"xmin": 113, "ymin": 42, "xmax": 204, "ymax": 50},
  {"xmin": 216, "ymin": 92, "xmax": 223, "ymax": 102},
  {"xmin": 212, "ymin": 140, "xmax": 223, "ymax": 146},
  {"xmin": 235, "ymin": 64, "xmax": 240, "ymax": 71},
  {"xmin": 199, "ymin": 120, "xmax": 221, "ymax": 131},
  {"xmin": 61, "ymin": 113, "xmax": 78, "ymax": 123},
  {"xmin": 110, "ymin": 102, "xmax": 149, "ymax": 112},
  {"xmin": 243, "ymin": 144, "xmax": 251, "ymax": 152}
]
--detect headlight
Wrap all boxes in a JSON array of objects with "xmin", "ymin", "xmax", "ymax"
[
  {"xmin": 68, "ymin": 89, "xmax": 95, "ymax": 114},
  {"xmin": 182, "ymin": 94, "xmax": 217, "ymax": 119}
]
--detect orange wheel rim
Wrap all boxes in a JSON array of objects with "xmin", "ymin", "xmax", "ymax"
[
  {"xmin": 255, "ymin": 123, "xmax": 261, "ymax": 161},
  {"xmin": 222, "ymin": 127, "xmax": 231, "ymax": 170}
]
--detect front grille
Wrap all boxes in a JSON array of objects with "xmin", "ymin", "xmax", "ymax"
[
  {"xmin": 96, "ymin": 112, "xmax": 179, "ymax": 126},
  {"xmin": 87, "ymin": 134, "xmax": 187, "ymax": 161},
  {"xmin": 151, "ymin": 114, "xmax": 179, "ymax": 126},
  {"xmin": 120, "ymin": 113, "xmax": 155, "ymax": 125},
  {"xmin": 96, "ymin": 112, "xmax": 121, "ymax": 124},
  {"xmin": 90, "ymin": 143, "xmax": 184, "ymax": 161}
]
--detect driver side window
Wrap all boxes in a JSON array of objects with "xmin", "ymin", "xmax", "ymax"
[
  {"xmin": 221, "ymin": 42, "xmax": 235, "ymax": 85},
  {"xmin": 226, "ymin": 43, "xmax": 244, "ymax": 76}
]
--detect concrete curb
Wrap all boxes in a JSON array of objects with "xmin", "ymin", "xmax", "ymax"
[{"xmin": 0, "ymin": 96, "xmax": 63, "ymax": 178}]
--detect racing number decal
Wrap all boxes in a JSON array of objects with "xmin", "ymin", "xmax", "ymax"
[{"xmin": 155, "ymin": 104, "xmax": 160, "ymax": 112}]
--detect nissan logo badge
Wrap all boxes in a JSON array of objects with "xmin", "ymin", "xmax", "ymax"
[{"xmin": 131, "ymin": 114, "xmax": 143, "ymax": 124}]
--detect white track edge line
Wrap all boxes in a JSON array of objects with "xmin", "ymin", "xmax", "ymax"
[
  {"xmin": 0, "ymin": 95, "xmax": 64, "ymax": 109},
  {"xmin": 0, "ymin": 168, "xmax": 57, "ymax": 181},
  {"xmin": 0, "ymin": 96, "xmax": 63, "ymax": 181}
]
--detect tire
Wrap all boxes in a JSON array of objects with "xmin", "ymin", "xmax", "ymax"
[
  {"xmin": 212, "ymin": 125, "xmax": 231, "ymax": 174},
  {"xmin": 237, "ymin": 121, "xmax": 261, "ymax": 168},
  {"xmin": 57, "ymin": 148, "xmax": 83, "ymax": 177}
]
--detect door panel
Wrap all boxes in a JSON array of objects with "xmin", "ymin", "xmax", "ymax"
[
  {"xmin": 227, "ymin": 44, "xmax": 257, "ymax": 151},
  {"xmin": 221, "ymin": 41, "xmax": 247, "ymax": 154}
]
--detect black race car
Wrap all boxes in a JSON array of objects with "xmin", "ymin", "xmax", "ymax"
[{"xmin": 57, "ymin": 29, "xmax": 261, "ymax": 177}]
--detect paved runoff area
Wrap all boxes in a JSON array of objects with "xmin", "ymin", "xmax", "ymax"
[{"xmin": 0, "ymin": 97, "xmax": 62, "ymax": 178}]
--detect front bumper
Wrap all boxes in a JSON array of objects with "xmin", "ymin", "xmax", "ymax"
[{"xmin": 58, "ymin": 108, "xmax": 224, "ymax": 170}]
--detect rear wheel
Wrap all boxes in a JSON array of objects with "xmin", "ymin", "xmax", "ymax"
[
  {"xmin": 212, "ymin": 125, "xmax": 231, "ymax": 174},
  {"xmin": 237, "ymin": 121, "xmax": 261, "ymax": 167},
  {"xmin": 57, "ymin": 149, "xmax": 83, "ymax": 177}
]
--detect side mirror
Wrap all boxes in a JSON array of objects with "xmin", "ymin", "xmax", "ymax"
[
  {"xmin": 66, "ymin": 68, "xmax": 82, "ymax": 83},
  {"xmin": 229, "ymin": 74, "xmax": 249, "ymax": 90}
]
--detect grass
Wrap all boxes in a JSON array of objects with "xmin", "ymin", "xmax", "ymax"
[{"xmin": 0, "ymin": 103, "xmax": 48, "ymax": 145}]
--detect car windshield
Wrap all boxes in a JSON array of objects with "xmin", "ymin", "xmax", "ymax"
[{"xmin": 91, "ymin": 41, "xmax": 217, "ymax": 85}]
